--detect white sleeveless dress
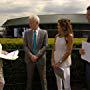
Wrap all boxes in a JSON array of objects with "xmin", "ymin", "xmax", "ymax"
[
  {"xmin": 54, "ymin": 36, "xmax": 71, "ymax": 68},
  {"xmin": 54, "ymin": 36, "xmax": 71, "ymax": 90}
]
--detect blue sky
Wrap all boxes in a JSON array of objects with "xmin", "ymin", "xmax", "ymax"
[{"xmin": 0, "ymin": 0, "xmax": 89, "ymax": 28}]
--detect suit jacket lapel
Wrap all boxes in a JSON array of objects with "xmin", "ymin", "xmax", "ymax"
[
  {"xmin": 28, "ymin": 30, "xmax": 33, "ymax": 48},
  {"xmin": 37, "ymin": 29, "xmax": 41, "ymax": 48}
]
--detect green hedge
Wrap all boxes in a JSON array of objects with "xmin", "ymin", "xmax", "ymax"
[
  {"xmin": 0, "ymin": 38, "xmax": 87, "ymax": 44},
  {"xmin": 0, "ymin": 38, "xmax": 22, "ymax": 50},
  {"xmin": 0, "ymin": 38, "xmax": 87, "ymax": 50}
]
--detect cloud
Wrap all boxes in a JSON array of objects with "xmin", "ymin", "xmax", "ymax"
[
  {"xmin": 0, "ymin": 7, "xmax": 29, "ymax": 14},
  {"xmin": 0, "ymin": 0, "xmax": 90, "ymax": 26},
  {"xmin": 0, "ymin": 0, "xmax": 89, "ymax": 15},
  {"xmin": 42, "ymin": 0, "xmax": 89, "ymax": 14}
]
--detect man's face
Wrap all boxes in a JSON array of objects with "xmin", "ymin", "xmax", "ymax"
[
  {"xmin": 86, "ymin": 9, "xmax": 90, "ymax": 22},
  {"xmin": 29, "ymin": 19, "xmax": 39, "ymax": 30}
]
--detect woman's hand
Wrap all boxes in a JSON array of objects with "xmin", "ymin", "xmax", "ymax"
[
  {"xmin": 54, "ymin": 62, "xmax": 61, "ymax": 68},
  {"xmin": 2, "ymin": 51, "xmax": 8, "ymax": 55},
  {"xmin": 51, "ymin": 61, "xmax": 56, "ymax": 68}
]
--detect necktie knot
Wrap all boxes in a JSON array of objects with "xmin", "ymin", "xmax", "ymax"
[{"xmin": 34, "ymin": 31, "xmax": 36, "ymax": 34}]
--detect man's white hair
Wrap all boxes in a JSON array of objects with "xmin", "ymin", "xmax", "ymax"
[{"xmin": 29, "ymin": 14, "xmax": 40, "ymax": 23}]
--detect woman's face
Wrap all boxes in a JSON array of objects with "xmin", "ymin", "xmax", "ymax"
[
  {"xmin": 57, "ymin": 22, "xmax": 63, "ymax": 33},
  {"xmin": 86, "ymin": 9, "xmax": 90, "ymax": 22}
]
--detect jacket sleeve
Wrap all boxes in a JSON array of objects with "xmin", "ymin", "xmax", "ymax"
[{"xmin": 23, "ymin": 31, "xmax": 33, "ymax": 57}]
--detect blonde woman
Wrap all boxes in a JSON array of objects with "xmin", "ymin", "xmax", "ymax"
[{"xmin": 51, "ymin": 19, "xmax": 73, "ymax": 90}]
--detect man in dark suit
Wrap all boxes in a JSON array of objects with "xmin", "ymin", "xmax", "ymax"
[
  {"xmin": 79, "ymin": 6, "xmax": 90, "ymax": 90},
  {"xmin": 23, "ymin": 14, "xmax": 48, "ymax": 90},
  {"xmin": 85, "ymin": 6, "xmax": 90, "ymax": 90}
]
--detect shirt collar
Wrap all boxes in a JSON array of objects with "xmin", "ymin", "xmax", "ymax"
[{"xmin": 33, "ymin": 27, "xmax": 40, "ymax": 33}]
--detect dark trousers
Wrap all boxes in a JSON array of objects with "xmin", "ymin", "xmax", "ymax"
[
  {"xmin": 86, "ymin": 62, "xmax": 90, "ymax": 90},
  {"xmin": 26, "ymin": 62, "xmax": 47, "ymax": 90}
]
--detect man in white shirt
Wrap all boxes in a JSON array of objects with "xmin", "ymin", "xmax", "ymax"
[
  {"xmin": 23, "ymin": 14, "xmax": 48, "ymax": 90},
  {"xmin": 80, "ymin": 6, "xmax": 90, "ymax": 90}
]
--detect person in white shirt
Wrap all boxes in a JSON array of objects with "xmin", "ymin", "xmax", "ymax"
[
  {"xmin": 0, "ymin": 44, "xmax": 8, "ymax": 90},
  {"xmin": 80, "ymin": 36, "xmax": 90, "ymax": 90},
  {"xmin": 79, "ymin": 6, "xmax": 90, "ymax": 90},
  {"xmin": 23, "ymin": 14, "xmax": 48, "ymax": 90}
]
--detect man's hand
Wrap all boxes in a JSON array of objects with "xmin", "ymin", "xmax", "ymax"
[
  {"xmin": 31, "ymin": 55, "xmax": 38, "ymax": 62},
  {"xmin": 79, "ymin": 48, "xmax": 85, "ymax": 55}
]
